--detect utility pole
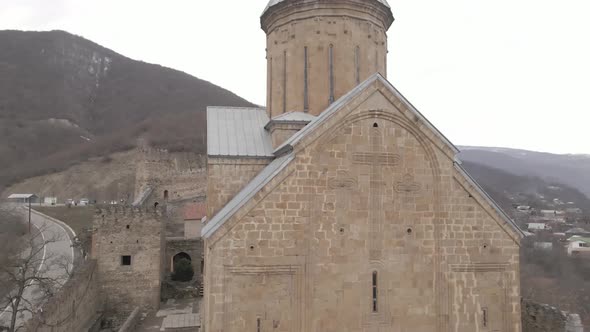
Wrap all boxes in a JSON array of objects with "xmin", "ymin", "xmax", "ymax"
[{"xmin": 28, "ymin": 197, "xmax": 31, "ymax": 234}]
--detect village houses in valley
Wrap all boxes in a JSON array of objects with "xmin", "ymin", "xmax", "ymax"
[{"xmin": 201, "ymin": 0, "xmax": 525, "ymax": 331}]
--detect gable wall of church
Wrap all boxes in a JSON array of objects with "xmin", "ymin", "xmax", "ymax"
[{"xmin": 202, "ymin": 86, "xmax": 521, "ymax": 332}]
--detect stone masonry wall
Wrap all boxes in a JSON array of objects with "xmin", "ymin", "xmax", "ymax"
[
  {"xmin": 94, "ymin": 207, "xmax": 164, "ymax": 319},
  {"xmin": 25, "ymin": 260, "xmax": 103, "ymax": 332},
  {"xmin": 522, "ymin": 299, "xmax": 584, "ymax": 332},
  {"xmin": 202, "ymin": 80, "xmax": 523, "ymax": 331},
  {"xmin": 135, "ymin": 148, "xmax": 206, "ymax": 205},
  {"xmin": 268, "ymin": 123, "xmax": 308, "ymax": 149},
  {"xmin": 165, "ymin": 238, "xmax": 204, "ymax": 283},
  {"xmin": 207, "ymin": 157, "xmax": 271, "ymax": 217}
]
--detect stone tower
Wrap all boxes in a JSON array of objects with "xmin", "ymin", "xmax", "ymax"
[
  {"xmin": 93, "ymin": 207, "xmax": 164, "ymax": 323},
  {"xmin": 262, "ymin": 0, "xmax": 394, "ymax": 117}
]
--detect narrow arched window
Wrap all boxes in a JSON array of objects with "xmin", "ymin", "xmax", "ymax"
[
  {"xmin": 283, "ymin": 50, "xmax": 287, "ymax": 113},
  {"xmin": 384, "ymin": 52, "xmax": 387, "ymax": 78},
  {"xmin": 375, "ymin": 49, "xmax": 379, "ymax": 72},
  {"xmin": 372, "ymin": 271, "xmax": 378, "ymax": 312},
  {"xmin": 329, "ymin": 44, "xmax": 335, "ymax": 104},
  {"xmin": 355, "ymin": 46, "xmax": 360, "ymax": 85},
  {"xmin": 304, "ymin": 46, "xmax": 309, "ymax": 112}
]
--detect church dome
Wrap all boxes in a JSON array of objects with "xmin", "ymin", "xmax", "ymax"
[{"xmin": 263, "ymin": 0, "xmax": 391, "ymax": 15}]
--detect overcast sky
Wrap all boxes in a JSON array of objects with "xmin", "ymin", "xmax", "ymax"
[{"xmin": 1, "ymin": 0, "xmax": 588, "ymax": 154}]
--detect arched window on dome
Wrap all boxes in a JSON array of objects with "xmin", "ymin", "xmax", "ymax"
[
  {"xmin": 329, "ymin": 44, "xmax": 335, "ymax": 104},
  {"xmin": 355, "ymin": 46, "xmax": 360, "ymax": 85},
  {"xmin": 372, "ymin": 271, "xmax": 378, "ymax": 312},
  {"xmin": 304, "ymin": 46, "xmax": 309, "ymax": 112},
  {"xmin": 283, "ymin": 50, "xmax": 287, "ymax": 113}
]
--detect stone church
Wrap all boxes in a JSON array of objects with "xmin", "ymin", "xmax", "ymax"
[{"xmin": 202, "ymin": 0, "xmax": 525, "ymax": 331}]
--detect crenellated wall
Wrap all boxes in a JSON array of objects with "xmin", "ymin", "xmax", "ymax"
[{"xmin": 134, "ymin": 147, "xmax": 206, "ymax": 206}]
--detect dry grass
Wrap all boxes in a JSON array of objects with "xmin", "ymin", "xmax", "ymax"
[{"xmin": 35, "ymin": 206, "xmax": 94, "ymax": 253}]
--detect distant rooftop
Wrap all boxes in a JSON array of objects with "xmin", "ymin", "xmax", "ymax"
[
  {"xmin": 568, "ymin": 236, "xmax": 590, "ymax": 243},
  {"xmin": 7, "ymin": 194, "xmax": 37, "ymax": 199}
]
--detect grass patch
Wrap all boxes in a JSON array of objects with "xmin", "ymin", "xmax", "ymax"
[
  {"xmin": 35, "ymin": 206, "xmax": 95, "ymax": 254},
  {"xmin": 35, "ymin": 206, "xmax": 94, "ymax": 236}
]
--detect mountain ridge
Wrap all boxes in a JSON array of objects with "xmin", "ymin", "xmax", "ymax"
[
  {"xmin": 458, "ymin": 145, "xmax": 590, "ymax": 197},
  {"xmin": 0, "ymin": 29, "xmax": 255, "ymax": 189}
]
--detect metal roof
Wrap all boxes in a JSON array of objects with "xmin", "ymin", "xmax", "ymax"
[
  {"xmin": 207, "ymin": 107, "xmax": 274, "ymax": 158},
  {"xmin": 263, "ymin": 0, "xmax": 391, "ymax": 14},
  {"xmin": 202, "ymin": 153, "xmax": 294, "ymax": 238},
  {"xmin": 265, "ymin": 112, "xmax": 316, "ymax": 130},
  {"xmin": 271, "ymin": 111, "xmax": 316, "ymax": 122},
  {"xmin": 7, "ymin": 194, "xmax": 37, "ymax": 199}
]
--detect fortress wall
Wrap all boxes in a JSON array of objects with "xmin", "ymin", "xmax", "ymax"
[{"xmin": 25, "ymin": 260, "xmax": 103, "ymax": 332}]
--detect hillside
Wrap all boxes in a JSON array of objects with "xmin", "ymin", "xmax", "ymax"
[
  {"xmin": 0, "ymin": 30, "xmax": 255, "ymax": 189},
  {"xmin": 459, "ymin": 146, "xmax": 590, "ymax": 197},
  {"xmin": 461, "ymin": 160, "xmax": 590, "ymax": 215}
]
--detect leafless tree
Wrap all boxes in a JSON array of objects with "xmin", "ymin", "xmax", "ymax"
[{"xmin": 0, "ymin": 209, "xmax": 69, "ymax": 332}]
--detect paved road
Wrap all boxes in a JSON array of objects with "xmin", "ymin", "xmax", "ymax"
[{"xmin": 0, "ymin": 204, "xmax": 75, "ymax": 329}]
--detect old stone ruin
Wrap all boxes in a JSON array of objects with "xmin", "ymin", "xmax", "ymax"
[{"xmin": 20, "ymin": 196, "xmax": 204, "ymax": 332}]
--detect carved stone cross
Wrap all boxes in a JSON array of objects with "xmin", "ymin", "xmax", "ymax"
[{"xmin": 352, "ymin": 128, "xmax": 401, "ymax": 261}]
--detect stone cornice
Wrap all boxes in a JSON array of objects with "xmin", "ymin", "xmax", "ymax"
[{"xmin": 261, "ymin": 0, "xmax": 394, "ymax": 33}]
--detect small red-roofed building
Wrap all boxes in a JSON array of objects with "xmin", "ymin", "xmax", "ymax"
[{"xmin": 183, "ymin": 202, "xmax": 206, "ymax": 239}]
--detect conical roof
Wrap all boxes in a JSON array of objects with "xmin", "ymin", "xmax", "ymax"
[{"xmin": 263, "ymin": 0, "xmax": 390, "ymax": 15}]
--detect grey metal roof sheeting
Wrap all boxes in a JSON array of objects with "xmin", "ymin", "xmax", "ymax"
[
  {"xmin": 274, "ymin": 73, "xmax": 460, "ymax": 156},
  {"xmin": 7, "ymin": 194, "xmax": 37, "ymax": 199},
  {"xmin": 265, "ymin": 112, "xmax": 316, "ymax": 130},
  {"xmin": 271, "ymin": 111, "xmax": 316, "ymax": 122},
  {"xmin": 201, "ymin": 153, "xmax": 295, "ymax": 238},
  {"xmin": 263, "ymin": 0, "xmax": 391, "ymax": 14},
  {"xmin": 207, "ymin": 107, "xmax": 274, "ymax": 158}
]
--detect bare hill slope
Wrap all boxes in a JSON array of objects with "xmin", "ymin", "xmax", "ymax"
[
  {"xmin": 0, "ymin": 30, "xmax": 255, "ymax": 189},
  {"xmin": 459, "ymin": 146, "xmax": 590, "ymax": 197}
]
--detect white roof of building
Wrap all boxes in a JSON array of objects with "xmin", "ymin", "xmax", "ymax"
[
  {"xmin": 528, "ymin": 223, "xmax": 547, "ymax": 229},
  {"xmin": 207, "ymin": 107, "xmax": 274, "ymax": 158},
  {"xmin": 7, "ymin": 194, "xmax": 37, "ymax": 199}
]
